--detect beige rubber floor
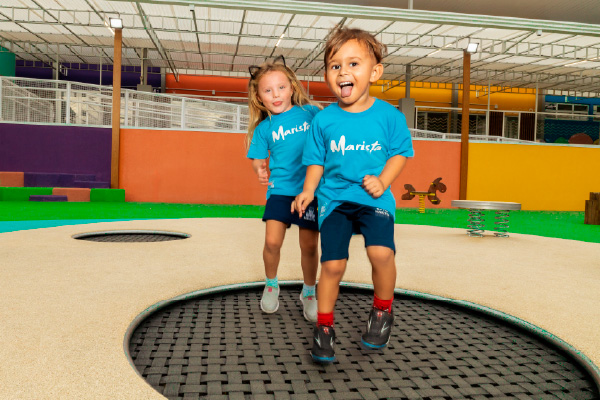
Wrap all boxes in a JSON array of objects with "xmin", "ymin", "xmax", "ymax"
[{"xmin": 1, "ymin": 218, "xmax": 599, "ymax": 399}]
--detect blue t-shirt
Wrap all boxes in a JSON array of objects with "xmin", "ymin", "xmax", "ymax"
[
  {"xmin": 303, "ymin": 99, "xmax": 414, "ymax": 228},
  {"xmin": 247, "ymin": 104, "xmax": 320, "ymax": 199}
]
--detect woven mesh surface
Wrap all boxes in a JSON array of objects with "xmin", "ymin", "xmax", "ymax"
[
  {"xmin": 129, "ymin": 286, "xmax": 598, "ymax": 399},
  {"xmin": 75, "ymin": 233, "xmax": 186, "ymax": 242}
]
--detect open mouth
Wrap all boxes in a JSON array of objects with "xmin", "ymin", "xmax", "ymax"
[{"xmin": 339, "ymin": 82, "xmax": 353, "ymax": 98}]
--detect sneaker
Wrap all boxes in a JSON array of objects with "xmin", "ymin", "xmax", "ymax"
[
  {"xmin": 361, "ymin": 307, "xmax": 394, "ymax": 349},
  {"xmin": 311, "ymin": 325, "xmax": 336, "ymax": 363},
  {"xmin": 260, "ymin": 285, "xmax": 279, "ymax": 314},
  {"xmin": 299, "ymin": 292, "xmax": 317, "ymax": 322}
]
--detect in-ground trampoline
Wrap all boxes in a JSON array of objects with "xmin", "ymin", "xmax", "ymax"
[{"xmin": 128, "ymin": 283, "xmax": 600, "ymax": 400}]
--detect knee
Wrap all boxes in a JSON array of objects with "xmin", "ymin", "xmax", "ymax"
[
  {"xmin": 367, "ymin": 247, "xmax": 395, "ymax": 267},
  {"xmin": 264, "ymin": 237, "xmax": 283, "ymax": 253},
  {"xmin": 300, "ymin": 239, "xmax": 318, "ymax": 256},
  {"xmin": 321, "ymin": 262, "xmax": 346, "ymax": 279}
]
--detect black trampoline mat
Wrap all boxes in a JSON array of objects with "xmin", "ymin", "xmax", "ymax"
[{"xmin": 128, "ymin": 285, "xmax": 599, "ymax": 400}]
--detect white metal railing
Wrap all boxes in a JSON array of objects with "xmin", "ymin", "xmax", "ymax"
[
  {"xmin": 1, "ymin": 76, "xmax": 597, "ymax": 146},
  {"xmin": 0, "ymin": 76, "xmax": 249, "ymax": 132},
  {"xmin": 409, "ymin": 128, "xmax": 531, "ymax": 143},
  {"xmin": 415, "ymin": 105, "xmax": 600, "ymax": 143}
]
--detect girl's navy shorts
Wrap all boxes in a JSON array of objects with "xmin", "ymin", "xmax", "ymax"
[
  {"xmin": 263, "ymin": 194, "xmax": 319, "ymax": 231},
  {"xmin": 319, "ymin": 201, "xmax": 395, "ymax": 262}
]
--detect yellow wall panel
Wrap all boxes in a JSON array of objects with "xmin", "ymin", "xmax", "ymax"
[{"xmin": 467, "ymin": 143, "xmax": 600, "ymax": 211}]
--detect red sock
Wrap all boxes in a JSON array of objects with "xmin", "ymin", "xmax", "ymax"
[
  {"xmin": 317, "ymin": 312, "xmax": 334, "ymax": 327},
  {"xmin": 373, "ymin": 294, "xmax": 393, "ymax": 312}
]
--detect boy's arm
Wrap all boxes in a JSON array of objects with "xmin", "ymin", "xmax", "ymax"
[
  {"xmin": 250, "ymin": 158, "xmax": 270, "ymax": 186},
  {"xmin": 362, "ymin": 155, "xmax": 408, "ymax": 198},
  {"xmin": 291, "ymin": 165, "xmax": 323, "ymax": 217}
]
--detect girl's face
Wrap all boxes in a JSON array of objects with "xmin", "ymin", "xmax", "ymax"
[{"xmin": 257, "ymin": 70, "xmax": 294, "ymax": 115}]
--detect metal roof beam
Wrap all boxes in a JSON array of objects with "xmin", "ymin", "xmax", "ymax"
[
  {"xmin": 123, "ymin": 0, "xmax": 600, "ymax": 37},
  {"xmin": 135, "ymin": 1, "xmax": 179, "ymax": 80}
]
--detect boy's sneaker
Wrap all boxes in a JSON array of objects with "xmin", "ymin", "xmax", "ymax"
[
  {"xmin": 299, "ymin": 292, "xmax": 317, "ymax": 322},
  {"xmin": 311, "ymin": 325, "xmax": 336, "ymax": 363},
  {"xmin": 361, "ymin": 307, "xmax": 394, "ymax": 349},
  {"xmin": 260, "ymin": 285, "xmax": 279, "ymax": 313}
]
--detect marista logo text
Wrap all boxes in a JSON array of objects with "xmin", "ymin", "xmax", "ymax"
[
  {"xmin": 272, "ymin": 122, "xmax": 310, "ymax": 142},
  {"xmin": 330, "ymin": 135, "xmax": 382, "ymax": 155}
]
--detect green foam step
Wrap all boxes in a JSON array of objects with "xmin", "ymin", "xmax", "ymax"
[
  {"xmin": 0, "ymin": 187, "xmax": 53, "ymax": 201},
  {"xmin": 90, "ymin": 188, "xmax": 125, "ymax": 202}
]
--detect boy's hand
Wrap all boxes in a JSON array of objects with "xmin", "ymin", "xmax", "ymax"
[
  {"xmin": 362, "ymin": 175, "xmax": 385, "ymax": 198},
  {"xmin": 291, "ymin": 191, "xmax": 314, "ymax": 218},
  {"xmin": 257, "ymin": 161, "xmax": 271, "ymax": 186}
]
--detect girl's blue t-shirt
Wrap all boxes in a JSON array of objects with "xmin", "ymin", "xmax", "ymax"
[
  {"xmin": 302, "ymin": 99, "xmax": 414, "ymax": 228},
  {"xmin": 247, "ymin": 104, "xmax": 320, "ymax": 198}
]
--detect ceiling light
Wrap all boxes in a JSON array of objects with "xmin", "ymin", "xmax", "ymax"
[
  {"xmin": 109, "ymin": 18, "xmax": 123, "ymax": 29},
  {"xmin": 465, "ymin": 42, "xmax": 479, "ymax": 54},
  {"xmin": 275, "ymin": 33, "xmax": 285, "ymax": 48},
  {"xmin": 427, "ymin": 49, "xmax": 441, "ymax": 57}
]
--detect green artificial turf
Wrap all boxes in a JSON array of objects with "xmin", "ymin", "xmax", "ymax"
[{"xmin": 0, "ymin": 201, "xmax": 598, "ymax": 243}]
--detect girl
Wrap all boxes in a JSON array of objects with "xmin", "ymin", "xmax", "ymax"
[{"xmin": 246, "ymin": 56, "xmax": 321, "ymax": 322}]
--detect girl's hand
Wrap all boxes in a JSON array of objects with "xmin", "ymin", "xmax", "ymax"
[
  {"xmin": 257, "ymin": 161, "xmax": 271, "ymax": 186},
  {"xmin": 362, "ymin": 175, "xmax": 385, "ymax": 198},
  {"xmin": 291, "ymin": 191, "xmax": 314, "ymax": 218}
]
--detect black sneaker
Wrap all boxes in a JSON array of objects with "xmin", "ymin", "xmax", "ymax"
[
  {"xmin": 311, "ymin": 325, "xmax": 336, "ymax": 363},
  {"xmin": 361, "ymin": 307, "xmax": 394, "ymax": 349}
]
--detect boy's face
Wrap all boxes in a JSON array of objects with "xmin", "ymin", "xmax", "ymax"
[{"xmin": 324, "ymin": 39, "xmax": 383, "ymax": 112}]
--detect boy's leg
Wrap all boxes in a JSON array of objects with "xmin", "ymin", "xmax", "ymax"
[
  {"xmin": 357, "ymin": 207, "xmax": 397, "ymax": 349},
  {"xmin": 311, "ymin": 205, "xmax": 353, "ymax": 363},
  {"xmin": 311, "ymin": 259, "xmax": 346, "ymax": 363},
  {"xmin": 298, "ymin": 227, "xmax": 319, "ymax": 322},
  {"xmin": 317, "ymin": 259, "xmax": 347, "ymax": 313},
  {"xmin": 261, "ymin": 219, "xmax": 287, "ymax": 313},
  {"xmin": 367, "ymin": 245, "xmax": 396, "ymax": 303}
]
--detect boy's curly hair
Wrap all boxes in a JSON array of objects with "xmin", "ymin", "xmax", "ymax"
[{"xmin": 324, "ymin": 27, "xmax": 387, "ymax": 66}]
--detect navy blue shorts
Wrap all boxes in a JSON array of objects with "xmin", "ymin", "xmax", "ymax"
[
  {"xmin": 320, "ymin": 202, "xmax": 395, "ymax": 262},
  {"xmin": 262, "ymin": 194, "xmax": 319, "ymax": 231}
]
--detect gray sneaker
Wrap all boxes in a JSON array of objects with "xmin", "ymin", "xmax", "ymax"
[
  {"xmin": 260, "ymin": 285, "xmax": 279, "ymax": 313},
  {"xmin": 300, "ymin": 292, "xmax": 317, "ymax": 322}
]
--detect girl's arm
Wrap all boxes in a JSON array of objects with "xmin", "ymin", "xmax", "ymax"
[
  {"xmin": 292, "ymin": 165, "xmax": 323, "ymax": 217},
  {"xmin": 362, "ymin": 155, "xmax": 407, "ymax": 198},
  {"xmin": 251, "ymin": 158, "xmax": 270, "ymax": 186}
]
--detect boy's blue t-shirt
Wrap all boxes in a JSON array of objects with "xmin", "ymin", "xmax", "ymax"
[
  {"xmin": 303, "ymin": 99, "xmax": 414, "ymax": 228},
  {"xmin": 247, "ymin": 104, "xmax": 320, "ymax": 198}
]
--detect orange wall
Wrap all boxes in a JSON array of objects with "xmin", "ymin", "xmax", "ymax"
[
  {"xmin": 119, "ymin": 128, "xmax": 460, "ymax": 208},
  {"xmin": 166, "ymin": 74, "xmax": 336, "ymax": 103},
  {"xmin": 120, "ymin": 129, "xmax": 266, "ymax": 204},
  {"xmin": 167, "ymin": 74, "xmax": 536, "ymax": 111},
  {"xmin": 392, "ymin": 140, "xmax": 460, "ymax": 210}
]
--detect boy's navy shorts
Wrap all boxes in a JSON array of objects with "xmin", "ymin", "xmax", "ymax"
[
  {"xmin": 320, "ymin": 202, "xmax": 395, "ymax": 262},
  {"xmin": 263, "ymin": 194, "xmax": 319, "ymax": 231}
]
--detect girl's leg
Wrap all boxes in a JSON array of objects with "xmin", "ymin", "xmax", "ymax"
[
  {"xmin": 298, "ymin": 227, "xmax": 319, "ymax": 286},
  {"xmin": 263, "ymin": 220, "xmax": 287, "ymax": 279},
  {"xmin": 261, "ymin": 220, "xmax": 287, "ymax": 314},
  {"xmin": 298, "ymin": 227, "xmax": 319, "ymax": 322}
]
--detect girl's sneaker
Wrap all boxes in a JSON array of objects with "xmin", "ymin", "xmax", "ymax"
[
  {"xmin": 361, "ymin": 307, "xmax": 394, "ymax": 349},
  {"xmin": 260, "ymin": 285, "xmax": 279, "ymax": 313},
  {"xmin": 311, "ymin": 325, "xmax": 336, "ymax": 363},
  {"xmin": 299, "ymin": 292, "xmax": 317, "ymax": 322}
]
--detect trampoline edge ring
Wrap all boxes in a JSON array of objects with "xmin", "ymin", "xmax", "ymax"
[{"xmin": 123, "ymin": 280, "xmax": 600, "ymax": 396}]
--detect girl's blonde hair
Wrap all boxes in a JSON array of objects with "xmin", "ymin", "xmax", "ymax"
[{"xmin": 246, "ymin": 60, "xmax": 321, "ymax": 150}]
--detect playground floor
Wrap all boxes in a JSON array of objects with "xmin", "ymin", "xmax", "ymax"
[{"xmin": 1, "ymin": 215, "xmax": 599, "ymax": 399}]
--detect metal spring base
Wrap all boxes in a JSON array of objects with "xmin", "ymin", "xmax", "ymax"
[
  {"xmin": 418, "ymin": 195, "xmax": 426, "ymax": 213},
  {"xmin": 467, "ymin": 209, "xmax": 485, "ymax": 237},
  {"xmin": 494, "ymin": 210, "xmax": 511, "ymax": 237}
]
